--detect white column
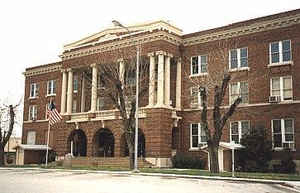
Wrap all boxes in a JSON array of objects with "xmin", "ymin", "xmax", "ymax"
[
  {"xmin": 148, "ymin": 53, "xmax": 155, "ymax": 107},
  {"xmin": 66, "ymin": 68, "xmax": 73, "ymax": 115},
  {"xmin": 119, "ymin": 59, "xmax": 125, "ymax": 85},
  {"xmin": 90, "ymin": 63, "xmax": 98, "ymax": 112},
  {"xmin": 156, "ymin": 51, "xmax": 165, "ymax": 107},
  {"xmin": 80, "ymin": 73, "xmax": 85, "ymax": 112},
  {"xmin": 60, "ymin": 70, "xmax": 67, "ymax": 114},
  {"xmin": 164, "ymin": 53, "xmax": 172, "ymax": 107},
  {"xmin": 176, "ymin": 58, "xmax": 182, "ymax": 109}
]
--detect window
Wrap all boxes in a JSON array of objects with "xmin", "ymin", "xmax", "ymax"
[
  {"xmin": 230, "ymin": 121, "xmax": 250, "ymax": 144},
  {"xmin": 269, "ymin": 40, "xmax": 291, "ymax": 64},
  {"xmin": 73, "ymin": 76, "xmax": 78, "ymax": 93},
  {"xmin": 97, "ymin": 74, "xmax": 105, "ymax": 89},
  {"xmin": 190, "ymin": 87, "xmax": 201, "ymax": 108},
  {"xmin": 190, "ymin": 123, "xmax": 207, "ymax": 149},
  {"xmin": 96, "ymin": 97, "xmax": 104, "ymax": 111},
  {"xmin": 125, "ymin": 95, "xmax": 135, "ymax": 109},
  {"xmin": 47, "ymin": 80, "xmax": 56, "ymax": 96},
  {"xmin": 72, "ymin": 100, "xmax": 77, "ymax": 113},
  {"xmin": 230, "ymin": 82, "xmax": 248, "ymax": 104},
  {"xmin": 272, "ymin": 119, "xmax": 294, "ymax": 150},
  {"xmin": 271, "ymin": 76, "xmax": 292, "ymax": 101},
  {"xmin": 229, "ymin": 48, "xmax": 248, "ymax": 70},
  {"xmin": 30, "ymin": 83, "xmax": 38, "ymax": 98},
  {"xmin": 126, "ymin": 69, "xmax": 136, "ymax": 85},
  {"xmin": 27, "ymin": 131, "xmax": 36, "ymax": 145},
  {"xmin": 191, "ymin": 55, "xmax": 207, "ymax": 75},
  {"xmin": 29, "ymin": 105, "xmax": 37, "ymax": 121}
]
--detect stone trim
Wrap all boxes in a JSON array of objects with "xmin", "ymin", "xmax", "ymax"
[
  {"xmin": 61, "ymin": 31, "xmax": 182, "ymax": 60},
  {"xmin": 63, "ymin": 20, "xmax": 183, "ymax": 51},
  {"xmin": 183, "ymin": 13, "xmax": 300, "ymax": 46},
  {"xmin": 183, "ymin": 100, "xmax": 300, "ymax": 111},
  {"xmin": 23, "ymin": 64, "xmax": 61, "ymax": 77}
]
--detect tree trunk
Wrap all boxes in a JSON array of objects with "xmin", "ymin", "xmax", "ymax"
[
  {"xmin": 208, "ymin": 144, "xmax": 219, "ymax": 173},
  {"xmin": 0, "ymin": 144, "xmax": 4, "ymax": 166},
  {"xmin": 128, "ymin": 143, "xmax": 134, "ymax": 169}
]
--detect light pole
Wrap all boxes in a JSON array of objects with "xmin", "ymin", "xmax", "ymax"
[{"xmin": 112, "ymin": 20, "xmax": 139, "ymax": 172}]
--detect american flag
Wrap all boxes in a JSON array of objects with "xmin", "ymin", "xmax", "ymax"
[{"xmin": 47, "ymin": 101, "xmax": 62, "ymax": 125}]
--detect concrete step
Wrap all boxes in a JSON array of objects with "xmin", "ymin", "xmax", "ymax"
[{"xmin": 66, "ymin": 157, "xmax": 153, "ymax": 168}]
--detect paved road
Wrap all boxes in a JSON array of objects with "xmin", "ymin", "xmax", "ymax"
[{"xmin": 0, "ymin": 169, "xmax": 296, "ymax": 193}]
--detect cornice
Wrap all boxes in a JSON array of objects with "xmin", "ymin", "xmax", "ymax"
[
  {"xmin": 183, "ymin": 13, "xmax": 300, "ymax": 46},
  {"xmin": 61, "ymin": 31, "xmax": 182, "ymax": 60},
  {"xmin": 59, "ymin": 12, "xmax": 300, "ymax": 61},
  {"xmin": 23, "ymin": 64, "xmax": 61, "ymax": 77}
]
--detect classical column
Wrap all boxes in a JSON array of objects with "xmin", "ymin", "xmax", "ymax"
[
  {"xmin": 90, "ymin": 63, "xmax": 98, "ymax": 112},
  {"xmin": 164, "ymin": 53, "xmax": 172, "ymax": 107},
  {"xmin": 60, "ymin": 70, "xmax": 67, "ymax": 114},
  {"xmin": 148, "ymin": 52, "xmax": 155, "ymax": 107},
  {"xmin": 156, "ymin": 51, "xmax": 165, "ymax": 107},
  {"xmin": 176, "ymin": 58, "xmax": 182, "ymax": 109},
  {"xmin": 80, "ymin": 73, "xmax": 86, "ymax": 112},
  {"xmin": 119, "ymin": 59, "xmax": 125, "ymax": 85},
  {"xmin": 66, "ymin": 68, "xmax": 73, "ymax": 115}
]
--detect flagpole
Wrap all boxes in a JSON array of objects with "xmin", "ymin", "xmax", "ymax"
[{"xmin": 45, "ymin": 121, "xmax": 51, "ymax": 167}]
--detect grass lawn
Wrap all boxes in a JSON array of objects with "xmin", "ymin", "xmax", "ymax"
[
  {"xmin": 140, "ymin": 168, "xmax": 300, "ymax": 181},
  {"xmin": 3, "ymin": 165, "xmax": 300, "ymax": 181}
]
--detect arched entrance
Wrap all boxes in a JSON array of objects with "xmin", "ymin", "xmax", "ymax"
[
  {"xmin": 93, "ymin": 128, "xmax": 115, "ymax": 157},
  {"xmin": 121, "ymin": 129, "xmax": 145, "ymax": 157},
  {"xmin": 67, "ymin": 129, "xmax": 87, "ymax": 157}
]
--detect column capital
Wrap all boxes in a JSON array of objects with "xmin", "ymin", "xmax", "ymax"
[
  {"xmin": 166, "ymin": 53, "xmax": 173, "ymax": 58},
  {"xmin": 66, "ymin": 68, "xmax": 72, "ymax": 72},
  {"xmin": 61, "ymin": 69, "xmax": 67, "ymax": 73},
  {"xmin": 90, "ymin": 63, "xmax": 97, "ymax": 68},
  {"xmin": 117, "ymin": 58, "xmax": 124, "ymax": 63},
  {"xmin": 155, "ymin": 50, "xmax": 167, "ymax": 56},
  {"xmin": 147, "ymin": 52, "xmax": 155, "ymax": 57}
]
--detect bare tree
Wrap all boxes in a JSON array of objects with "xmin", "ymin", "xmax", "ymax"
[
  {"xmin": 183, "ymin": 39, "xmax": 259, "ymax": 173},
  {"xmin": 0, "ymin": 104, "xmax": 17, "ymax": 166},
  {"xmin": 84, "ymin": 48, "xmax": 149, "ymax": 169}
]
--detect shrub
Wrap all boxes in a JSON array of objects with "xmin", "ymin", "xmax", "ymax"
[
  {"xmin": 236, "ymin": 126, "xmax": 272, "ymax": 172},
  {"xmin": 172, "ymin": 153, "xmax": 205, "ymax": 169},
  {"xmin": 277, "ymin": 149, "xmax": 296, "ymax": 174}
]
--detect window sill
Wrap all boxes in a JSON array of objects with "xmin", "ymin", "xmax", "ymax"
[
  {"xmin": 190, "ymin": 104, "xmax": 203, "ymax": 109},
  {"xmin": 269, "ymin": 99, "xmax": 294, "ymax": 104},
  {"xmin": 189, "ymin": 148, "xmax": 200, "ymax": 151},
  {"xmin": 73, "ymin": 90, "xmax": 78, "ymax": 94},
  {"xmin": 268, "ymin": 61, "xmax": 293, "ymax": 68},
  {"xmin": 229, "ymin": 67, "xmax": 250, "ymax": 72},
  {"xmin": 46, "ymin": 94, "xmax": 56, "ymax": 97},
  {"xmin": 29, "ymin": 97, "xmax": 38, "ymax": 100},
  {"xmin": 273, "ymin": 148, "xmax": 296, "ymax": 152},
  {"xmin": 189, "ymin": 73, "xmax": 208, "ymax": 78}
]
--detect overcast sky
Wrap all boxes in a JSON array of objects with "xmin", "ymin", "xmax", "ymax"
[{"xmin": 1, "ymin": 0, "xmax": 299, "ymax": 136}]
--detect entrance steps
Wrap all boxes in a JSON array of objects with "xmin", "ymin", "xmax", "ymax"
[{"xmin": 67, "ymin": 157, "xmax": 153, "ymax": 168}]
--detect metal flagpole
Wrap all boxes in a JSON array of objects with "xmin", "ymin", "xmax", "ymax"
[
  {"xmin": 134, "ymin": 46, "xmax": 139, "ymax": 172},
  {"xmin": 45, "ymin": 121, "xmax": 51, "ymax": 167}
]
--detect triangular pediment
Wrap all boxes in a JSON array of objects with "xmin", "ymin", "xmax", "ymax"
[{"xmin": 63, "ymin": 20, "xmax": 182, "ymax": 51}]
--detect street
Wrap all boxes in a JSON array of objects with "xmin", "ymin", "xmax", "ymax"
[{"xmin": 0, "ymin": 169, "xmax": 296, "ymax": 193}]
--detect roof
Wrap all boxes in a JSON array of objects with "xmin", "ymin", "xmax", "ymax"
[
  {"xmin": 200, "ymin": 142, "xmax": 244, "ymax": 150},
  {"xmin": 14, "ymin": 144, "xmax": 52, "ymax": 151},
  {"xmin": 63, "ymin": 20, "xmax": 183, "ymax": 51},
  {"xmin": 183, "ymin": 8, "xmax": 300, "ymax": 38}
]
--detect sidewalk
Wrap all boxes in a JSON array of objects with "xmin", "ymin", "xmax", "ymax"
[{"xmin": 1, "ymin": 167, "xmax": 300, "ymax": 192}]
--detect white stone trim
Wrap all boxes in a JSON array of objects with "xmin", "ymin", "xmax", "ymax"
[
  {"xmin": 183, "ymin": 100, "xmax": 300, "ymax": 111},
  {"xmin": 23, "ymin": 64, "xmax": 61, "ymax": 77},
  {"xmin": 184, "ymin": 13, "xmax": 300, "ymax": 46},
  {"xmin": 61, "ymin": 31, "xmax": 181, "ymax": 60}
]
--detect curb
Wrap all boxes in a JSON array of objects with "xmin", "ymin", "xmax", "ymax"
[{"xmin": 1, "ymin": 167, "xmax": 299, "ymax": 192}]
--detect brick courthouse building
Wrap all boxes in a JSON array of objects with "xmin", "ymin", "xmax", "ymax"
[{"xmin": 22, "ymin": 9, "xmax": 300, "ymax": 171}]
